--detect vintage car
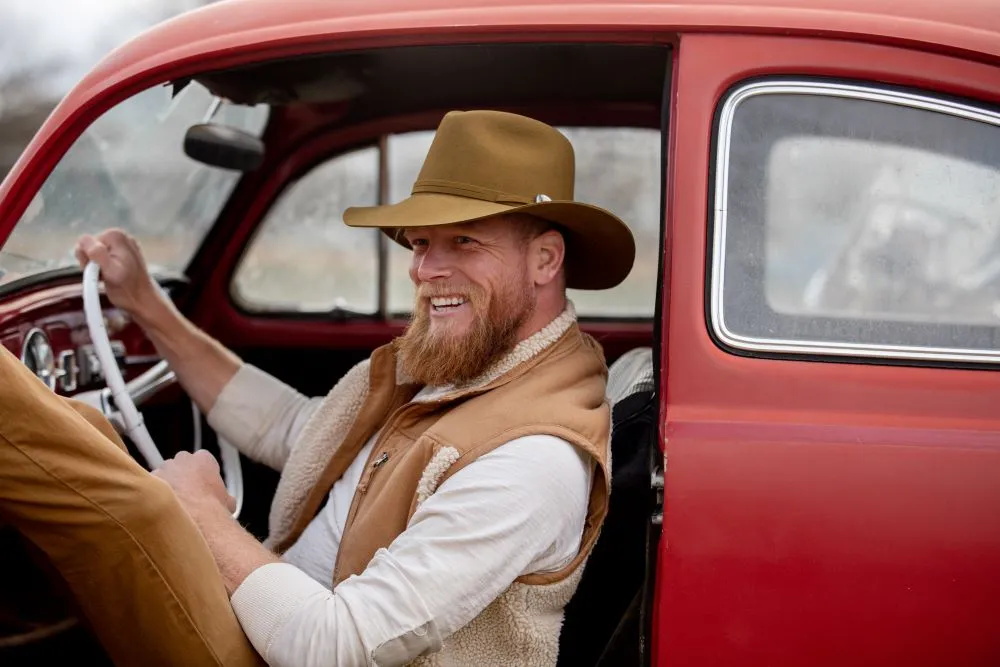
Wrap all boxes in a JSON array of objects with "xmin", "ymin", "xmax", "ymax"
[{"xmin": 1, "ymin": 0, "xmax": 998, "ymax": 664}]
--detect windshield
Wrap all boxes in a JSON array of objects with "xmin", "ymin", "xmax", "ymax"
[{"xmin": 1, "ymin": 81, "xmax": 268, "ymax": 286}]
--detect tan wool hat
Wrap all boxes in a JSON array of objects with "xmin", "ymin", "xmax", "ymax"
[{"xmin": 343, "ymin": 110, "xmax": 636, "ymax": 290}]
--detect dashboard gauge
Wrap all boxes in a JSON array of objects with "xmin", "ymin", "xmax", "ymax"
[{"xmin": 20, "ymin": 328, "xmax": 57, "ymax": 390}]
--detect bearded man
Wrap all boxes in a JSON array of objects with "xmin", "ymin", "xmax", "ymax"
[{"xmin": 0, "ymin": 110, "xmax": 635, "ymax": 666}]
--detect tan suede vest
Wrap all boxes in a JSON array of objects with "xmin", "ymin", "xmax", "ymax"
[{"xmin": 275, "ymin": 321, "xmax": 610, "ymax": 665}]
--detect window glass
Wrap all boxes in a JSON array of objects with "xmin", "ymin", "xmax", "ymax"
[
  {"xmin": 233, "ymin": 126, "xmax": 661, "ymax": 318},
  {"xmin": 386, "ymin": 127, "xmax": 661, "ymax": 317},
  {"xmin": 232, "ymin": 147, "xmax": 379, "ymax": 313},
  {"xmin": 563, "ymin": 127, "xmax": 660, "ymax": 317},
  {"xmin": 716, "ymin": 82, "xmax": 1000, "ymax": 358},
  {"xmin": 2, "ymin": 82, "xmax": 268, "ymax": 286},
  {"xmin": 386, "ymin": 132, "xmax": 435, "ymax": 314}
]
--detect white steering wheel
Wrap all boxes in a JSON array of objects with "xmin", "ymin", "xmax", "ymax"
[{"xmin": 81, "ymin": 261, "xmax": 243, "ymax": 516}]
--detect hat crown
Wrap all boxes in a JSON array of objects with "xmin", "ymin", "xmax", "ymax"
[{"xmin": 413, "ymin": 110, "xmax": 575, "ymax": 204}]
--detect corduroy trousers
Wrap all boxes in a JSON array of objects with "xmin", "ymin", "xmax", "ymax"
[{"xmin": 0, "ymin": 344, "xmax": 263, "ymax": 666}]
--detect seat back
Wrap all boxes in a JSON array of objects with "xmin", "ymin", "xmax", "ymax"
[{"xmin": 557, "ymin": 347, "xmax": 657, "ymax": 666}]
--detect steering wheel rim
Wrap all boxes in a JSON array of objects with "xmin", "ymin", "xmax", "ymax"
[
  {"xmin": 82, "ymin": 262, "xmax": 164, "ymax": 469},
  {"xmin": 81, "ymin": 262, "xmax": 244, "ymax": 518}
]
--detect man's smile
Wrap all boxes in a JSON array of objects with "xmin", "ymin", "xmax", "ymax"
[{"xmin": 429, "ymin": 295, "xmax": 469, "ymax": 316}]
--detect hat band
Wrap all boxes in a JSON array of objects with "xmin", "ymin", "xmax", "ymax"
[{"xmin": 412, "ymin": 178, "xmax": 534, "ymax": 206}]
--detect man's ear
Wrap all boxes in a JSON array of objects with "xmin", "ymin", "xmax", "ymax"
[{"xmin": 531, "ymin": 229, "xmax": 566, "ymax": 286}]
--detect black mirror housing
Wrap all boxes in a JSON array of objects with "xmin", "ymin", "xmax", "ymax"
[{"xmin": 184, "ymin": 123, "xmax": 265, "ymax": 171}]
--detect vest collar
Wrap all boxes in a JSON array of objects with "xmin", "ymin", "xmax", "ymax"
[{"xmin": 398, "ymin": 300, "xmax": 578, "ymax": 402}]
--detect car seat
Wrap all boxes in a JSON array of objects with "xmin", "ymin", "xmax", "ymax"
[{"xmin": 557, "ymin": 347, "xmax": 658, "ymax": 666}]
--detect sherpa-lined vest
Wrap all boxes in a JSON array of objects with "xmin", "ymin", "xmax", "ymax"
[{"xmin": 267, "ymin": 314, "xmax": 610, "ymax": 666}]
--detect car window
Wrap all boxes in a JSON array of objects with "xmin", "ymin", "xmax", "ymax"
[
  {"xmin": 232, "ymin": 147, "xmax": 380, "ymax": 313},
  {"xmin": 386, "ymin": 132, "xmax": 435, "ymax": 314},
  {"xmin": 237, "ymin": 127, "xmax": 661, "ymax": 317},
  {"xmin": 387, "ymin": 128, "xmax": 660, "ymax": 317},
  {"xmin": 713, "ymin": 81, "xmax": 1000, "ymax": 362},
  {"xmin": 562, "ymin": 127, "xmax": 661, "ymax": 317},
  {"xmin": 2, "ymin": 82, "xmax": 268, "ymax": 286}
]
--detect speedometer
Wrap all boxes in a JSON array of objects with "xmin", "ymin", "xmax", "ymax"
[{"xmin": 20, "ymin": 328, "xmax": 57, "ymax": 390}]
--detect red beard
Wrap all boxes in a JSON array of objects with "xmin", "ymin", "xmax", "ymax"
[{"xmin": 396, "ymin": 276, "xmax": 535, "ymax": 387}]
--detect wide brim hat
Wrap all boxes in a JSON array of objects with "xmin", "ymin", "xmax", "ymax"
[{"xmin": 343, "ymin": 110, "xmax": 635, "ymax": 290}]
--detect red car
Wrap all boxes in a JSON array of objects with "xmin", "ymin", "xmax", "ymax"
[{"xmin": 1, "ymin": 0, "xmax": 998, "ymax": 664}]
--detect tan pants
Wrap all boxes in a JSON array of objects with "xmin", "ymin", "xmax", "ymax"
[{"xmin": 0, "ymin": 345, "xmax": 264, "ymax": 666}]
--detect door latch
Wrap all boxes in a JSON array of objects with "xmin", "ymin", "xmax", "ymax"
[{"xmin": 651, "ymin": 453, "xmax": 665, "ymax": 526}]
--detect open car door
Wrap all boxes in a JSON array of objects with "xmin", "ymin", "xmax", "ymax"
[{"xmin": 652, "ymin": 33, "xmax": 1000, "ymax": 667}]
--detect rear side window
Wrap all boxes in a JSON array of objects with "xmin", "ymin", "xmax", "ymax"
[
  {"xmin": 232, "ymin": 147, "xmax": 380, "ymax": 313},
  {"xmin": 713, "ymin": 80, "xmax": 1000, "ymax": 363},
  {"xmin": 386, "ymin": 128, "xmax": 661, "ymax": 317},
  {"xmin": 235, "ymin": 127, "xmax": 661, "ymax": 318}
]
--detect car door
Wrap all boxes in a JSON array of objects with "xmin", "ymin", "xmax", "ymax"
[{"xmin": 654, "ymin": 33, "xmax": 1000, "ymax": 667}]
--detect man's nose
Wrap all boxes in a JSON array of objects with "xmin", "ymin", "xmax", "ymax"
[{"xmin": 415, "ymin": 246, "xmax": 453, "ymax": 281}]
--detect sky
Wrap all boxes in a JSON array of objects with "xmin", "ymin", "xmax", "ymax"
[{"xmin": 1, "ymin": 0, "xmax": 212, "ymax": 96}]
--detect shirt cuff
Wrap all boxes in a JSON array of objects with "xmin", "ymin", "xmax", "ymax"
[{"xmin": 230, "ymin": 562, "xmax": 329, "ymax": 661}]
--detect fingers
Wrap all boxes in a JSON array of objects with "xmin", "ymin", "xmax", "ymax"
[
  {"xmin": 191, "ymin": 448, "xmax": 220, "ymax": 472},
  {"xmin": 76, "ymin": 234, "xmax": 112, "ymax": 270},
  {"xmin": 75, "ymin": 228, "xmax": 137, "ymax": 267},
  {"xmin": 74, "ymin": 241, "xmax": 90, "ymax": 269}
]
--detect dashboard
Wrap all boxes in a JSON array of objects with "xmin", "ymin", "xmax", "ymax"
[{"xmin": 0, "ymin": 277, "xmax": 171, "ymax": 396}]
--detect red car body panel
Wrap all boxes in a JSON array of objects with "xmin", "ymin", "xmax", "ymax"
[{"xmin": 656, "ymin": 33, "xmax": 1000, "ymax": 666}]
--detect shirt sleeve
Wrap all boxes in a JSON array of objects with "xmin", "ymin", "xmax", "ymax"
[
  {"xmin": 206, "ymin": 364, "xmax": 321, "ymax": 471},
  {"xmin": 229, "ymin": 434, "xmax": 593, "ymax": 667}
]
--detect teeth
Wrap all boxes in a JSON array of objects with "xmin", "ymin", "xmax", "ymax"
[{"xmin": 430, "ymin": 296, "xmax": 467, "ymax": 308}]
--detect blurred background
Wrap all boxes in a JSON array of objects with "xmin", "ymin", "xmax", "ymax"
[{"xmin": 0, "ymin": 0, "xmax": 214, "ymax": 180}]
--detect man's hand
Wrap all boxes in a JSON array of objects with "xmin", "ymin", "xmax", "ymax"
[
  {"xmin": 75, "ymin": 228, "xmax": 243, "ymax": 416},
  {"xmin": 75, "ymin": 229, "xmax": 166, "ymax": 323},
  {"xmin": 155, "ymin": 450, "xmax": 279, "ymax": 595},
  {"xmin": 153, "ymin": 450, "xmax": 236, "ymax": 518}
]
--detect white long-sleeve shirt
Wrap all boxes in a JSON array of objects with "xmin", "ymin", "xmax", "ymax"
[{"xmin": 208, "ymin": 365, "xmax": 593, "ymax": 666}]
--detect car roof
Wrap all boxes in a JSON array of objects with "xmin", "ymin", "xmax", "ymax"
[
  {"xmin": 82, "ymin": 0, "xmax": 1000, "ymax": 91},
  {"xmin": 59, "ymin": 0, "xmax": 1000, "ymax": 121},
  {"xmin": 55, "ymin": 0, "xmax": 998, "ymax": 117}
]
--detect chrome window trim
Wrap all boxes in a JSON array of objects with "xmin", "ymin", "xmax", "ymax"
[{"xmin": 711, "ymin": 80, "xmax": 1000, "ymax": 365}]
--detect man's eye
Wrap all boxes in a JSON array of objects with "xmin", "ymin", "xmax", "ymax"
[
  {"xmin": 409, "ymin": 238, "xmax": 428, "ymax": 247},
  {"xmin": 455, "ymin": 236, "xmax": 475, "ymax": 245}
]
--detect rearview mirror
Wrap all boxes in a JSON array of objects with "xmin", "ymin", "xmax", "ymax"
[{"xmin": 184, "ymin": 123, "xmax": 265, "ymax": 171}]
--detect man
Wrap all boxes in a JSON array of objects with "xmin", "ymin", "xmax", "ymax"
[{"xmin": 0, "ymin": 110, "xmax": 635, "ymax": 666}]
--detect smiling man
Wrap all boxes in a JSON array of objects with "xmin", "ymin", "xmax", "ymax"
[{"xmin": 0, "ymin": 110, "xmax": 635, "ymax": 666}]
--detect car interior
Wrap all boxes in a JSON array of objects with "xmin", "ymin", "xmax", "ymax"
[{"xmin": 0, "ymin": 40, "xmax": 670, "ymax": 665}]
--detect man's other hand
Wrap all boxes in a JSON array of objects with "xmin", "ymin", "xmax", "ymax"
[{"xmin": 153, "ymin": 450, "xmax": 237, "ymax": 517}]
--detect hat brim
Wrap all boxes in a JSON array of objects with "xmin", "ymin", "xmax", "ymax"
[{"xmin": 343, "ymin": 192, "xmax": 636, "ymax": 290}]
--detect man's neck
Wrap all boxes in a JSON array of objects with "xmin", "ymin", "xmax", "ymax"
[{"xmin": 514, "ymin": 294, "xmax": 567, "ymax": 344}]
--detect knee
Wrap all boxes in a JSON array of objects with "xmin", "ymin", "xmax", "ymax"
[
  {"xmin": 113, "ymin": 474, "xmax": 185, "ymax": 535},
  {"xmin": 64, "ymin": 399, "xmax": 128, "ymax": 453}
]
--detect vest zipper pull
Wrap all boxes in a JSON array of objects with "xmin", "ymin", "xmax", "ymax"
[{"xmin": 357, "ymin": 452, "xmax": 389, "ymax": 495}]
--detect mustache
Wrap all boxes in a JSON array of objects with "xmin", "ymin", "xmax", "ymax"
[{"xmin": 416, "ymin": 284, "xmax": 482, "ymax": 299}]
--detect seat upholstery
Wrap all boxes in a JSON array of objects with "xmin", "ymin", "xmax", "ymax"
[{"xmin": 557, "ymin": 347, "xmax": 657, "ymax": 666}]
